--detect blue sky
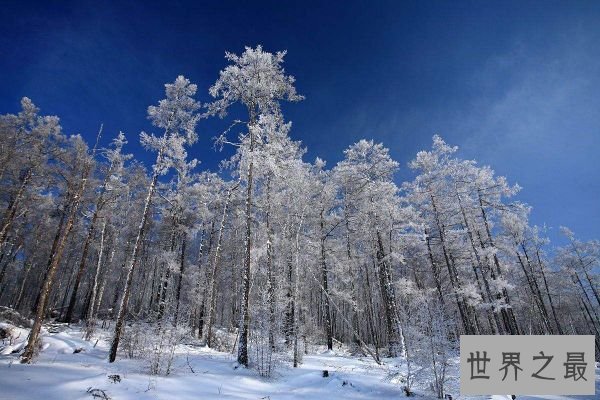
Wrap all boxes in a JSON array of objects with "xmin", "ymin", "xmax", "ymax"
[{"xmin": 1, "ymin": 1, "xmax": 599, "ymax": 244}]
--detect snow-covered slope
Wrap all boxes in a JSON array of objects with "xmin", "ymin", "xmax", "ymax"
[
  {"xmin": 0, "ymin": 324, "xmax": 404, "ymax": 399},
  {"xmin": 0, "ymin": 323, "xmax": 597, "ymax": 400}
]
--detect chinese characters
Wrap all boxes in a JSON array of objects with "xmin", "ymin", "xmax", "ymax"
[{"xmin": 466, "ymin": 351, "xmax": 588, "ymax": 382}]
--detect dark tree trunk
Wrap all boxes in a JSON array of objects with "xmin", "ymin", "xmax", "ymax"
[
  {"xmin": 265, "ymin": 180, "xmax": 276, "ymax": 351},
  {"xmin": 515, "ymin": 245, "xmax": 553, "ymax": 334},
  {"xmin": 456, "ymin": 190, "xmax": 503, "ymax": 334},
  {"xmin": 22, "ymin": 194, "xmax": 81, "ymax": 363},
  {"xmin": 205, "ymin": 184, "xmax": 235, "ymax": 346},
  {"xmin": 375, "ymin": 230, "xmax": 402, "ymax": 357},
  {"xmin": 477, "ymin": 190, "xmax": 520, "ymax": 335},
  {"xmin": 173, "ymin": 235, "xmax": 186, "ymax": 326},
  {"xmin": 109, "ymin": 170, "xmax": 158, "ymax": 363},
  {"xmin": 0, "ymin": 168, "xmax": 32, "ymax": 249},
  {"xmin": 320, "ymin": 209, "xmax": 333, "ymax": 351},
  {"xmin": 430, "ymin": 194, "xmax": 474, "ymax": 335},
  {"xmin": 535, "ymin": 249, "xmax": 564, "ymax": 334},
  {"xmin": 237, "ymin": 115, "xmax": 256, "ymax": 367}
]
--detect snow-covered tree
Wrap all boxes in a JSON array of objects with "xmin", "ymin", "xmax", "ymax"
[
  {"xmin": 109, "ymin": 75, "xmax": 200, "ymax": 363},
  {"xmin": 206, "ymin": 45, "xmax": 303, "ymax": 367}
]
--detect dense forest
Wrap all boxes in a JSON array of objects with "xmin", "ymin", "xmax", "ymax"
[{"xmin": 0, "ymin": 46, "xmax": 598, "ymax": 393}]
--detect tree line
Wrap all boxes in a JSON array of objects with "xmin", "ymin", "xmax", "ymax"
[{"xmin": 0, "ymin": 46, "xmax": 598, "ymax": 391}]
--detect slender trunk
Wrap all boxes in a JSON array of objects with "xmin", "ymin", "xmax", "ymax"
[
  {"xmin": 111, "ymin": 241, "xmax": 130, "ymax": 319},
  {"xmin": 22, "ymin": 128, "xmax": 100, "ymax": 358},
  {"xmin": 456, "ymin": 190, "xmax": 503, "ymax": 334},
  {"xmin": 237, "ymin": 113, "xmax": 256, "ymax": 367},
  {"xmin": 573, "ymin": 271, "xmax": 600, "ymax": 326},
  {"xmin": 0, "ymin": 168, "xmax": 32, "ymax": 249},
  {"xmin": 146, "ymin": 257, "xmax": 160, "ymax": 312},
  {"xmin": 310, "ymin": 257, "xmax": 382, "ymax": 365},
  {"xmin": 0, "ymin": 240, "xmax": 22, "ymax": 295},
  {"xmin": 343, "ymin": 198, "xmax": 361, "ymax": 346},
  {"xmin": 577, "ymin": 297, "xmax": 600, "ymax": 356},
  {"xmin": 32, "ymin": 211, "xmax": 66, "ymax": 315},
  {"xmin": 265, "ymin": 180, "xmax": 276, "ymax": 351},
  {"xmin": 109, "ymin": 168, "xmax": 159, "ymax": 363},
  {"xmin": 14, "ymin": 262, "xmax": 33, "ymax": 310},
  {"xmin": 363, "ymin": 259, "xmax": 380, "ymax": 361},
  {"xmin": 570, "ymin": 239, "xmax": 600, "ymax": 306},
  {"xmin": 64, "ymin": 209, "xmax": 100, "ymax": 322},
  {"xmin": 84, "ymin": 220, "xmax": 107, "ymax": 340},
  {"xmin": 96, "ymin": 277, "xmax": 107, "ymax": 321},
  {"xmin": 515, "ymin": 245, "xmax": 553, "ymax": 334},
  {"xmin": 65, "ymin": 152, "xmax": 117, "ymax": 322},
  {"xmin": 424, "ymin": 228, "xmax": 445, "ymax": 306},
  {"xmin": 21, "ymin": 194, "xmax": 82, "ymax": 363},
  {"xmin": 197, "ymin": 220, "xmax": 215, "ymax": 338},
  {"xmin": 135, "ymin": 248, "xmax": 154, "ymax": 316},
  {"xmin": 535, "ymin": 249, "xmax": 564, "ymax": 334},
  {"xmin": 521, "ymin": 243, "xmax": 553, "ymax": 333},
  {"xmin": 477, "ymin": 190, "xmax": 520, "ymax": 335},
  {"xmin": 22, "ymin": 123, "xmax": 102, "ymax": 363},
  {"xmin": 191, "ymin": 228, "xmax": 205, "ymax": 334},
  {"xmin": 158, "ymin": 226, "xmax": 177, "ymax": 320},
  {"xmin": 582, "ymin": 268, "xmax": 600, "ymax": 307},
  {"xmin": 284, "ymin": 252, "xmax": 295, "ymax": 344},
  {"xmin": 173, "ymin": 234, "xmax": 186, "ymax": 326},
  {"xmin": 375, "ymin": 229, "xmax": 404, "ymax": 357},
  {"xmin": 320, "ymin": 209, "xmax": 333, "ymax": 351},
  {"xmin": 430, "ymin": 194, "xmax": 473, "ymax": 335},
  {"xmin": 292, "ymin": 210, "xmax": 305, "ymax": 367},
  {"xmin": 58, "ymin": 254, "xmax": 78, "ymax": 316},
  {"xmin": 205, "ymin": 185, "xmax": 235, "ymax": 346}
]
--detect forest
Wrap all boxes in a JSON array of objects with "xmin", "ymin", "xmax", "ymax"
[{"xmin": 0, "ymin": 46, "xmax": 598, "ymax": 397}]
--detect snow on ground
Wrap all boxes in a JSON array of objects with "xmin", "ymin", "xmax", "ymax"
[
  {"xmin": 0, "ymin": 322, "xmax": 404, "ymax": 400},
  {"xmin": 0, "ymin": 321, "xmax": 597, "ymax": 400}
]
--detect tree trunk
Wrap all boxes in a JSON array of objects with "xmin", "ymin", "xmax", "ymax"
[
  {"xmin": 363, "ymin": 259, "xmax": 380, "ymax": 361},
  {"xmin": 292, "ymin": 211, "xmax": 305, "ymax": 367},
  {"xmin": 375, "ymin": 229, "xmax": 404, "ymax": 358},
  {"xmin": 535, "ymin": 249, "xmax": 564, "ymax": 334},
  {"xmin": 21, "ymin": 194, "xmax": 82, "ymax": 363},
  {"xmin": 64, "ymin": 208, "xmax": 100, "ymax": 323},
  {"xmin": 85, "ymin": 220, "xmax": 107, "ymax": 340},
  {"xmin": 204, "ymin": 186, "xmax": 234, "ymax": 346},
  {"xmin": 157, "ymin": 226, "xmax": 177, "ymax": 320},
  {"xmin": 0, "ymin": 168, "xmax": 32, "ymax": 250},
  {"xmin": 266, "ymin": 181, "xmax": 276, "ymax": 351},
  {"xmin": 342, "ymin": 195, "xmax": 362, "ymax": 347},
  {"xmin": 515, "ymin": 245, "xmax": 553, "ymax": 334},
  {"xmin": 424, "ymin": 228, "xmax": 445, "ymax": 306},
  {"xmin": 237, "ymin": 121, "xmax": 255, "ymax": 367},
  {"xmin": 430, "ymin": 194, "xmax": 474, "ymax": 335},
  {"xmin": 197, "ymin": 220, "xmax": 215, "ymax": 339},
  {"xmin": 573, "ymin": 271, "xmax": 600, "ymax": 326},
  {"xmin": 319, "ymin": 209, "xmax": 333, "ymax": 351},
  {"xmin": 109, "ymin": 168, "xmax": 159, "ymax": 363},
  {"xmin": 284, "ymin": 252, "xmax": 295, "ymax": 345},
  {"xmin": 31, "ymin": 211, "xmax": 66, "ymax": 315},
  {"xmin": 456, "ymin": 190, "xmax": 503, "ymax": 334},
  {"xmin": 173, "ymin": 234, "xmax": 186, "ymax": 327},
  {"xmin": 477, "ymin": 190, "xmax": 520, "ymax": 335},
  {"xmin": 14, "ymin": 262, "xmax": 33, "ymax": 310},
  {"xmin": 569, "ymin": 238, "xmax": 600, "ymax": 306}
]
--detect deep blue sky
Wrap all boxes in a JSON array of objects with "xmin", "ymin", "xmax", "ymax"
[{"xmin": 1, "ymin": 1, "xmax": 599, "ymax": 244}]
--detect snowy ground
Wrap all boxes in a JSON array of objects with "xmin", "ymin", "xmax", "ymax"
[{"xmin": 0, "ymin": 321, "xmax": 597, "ymax": 400}]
